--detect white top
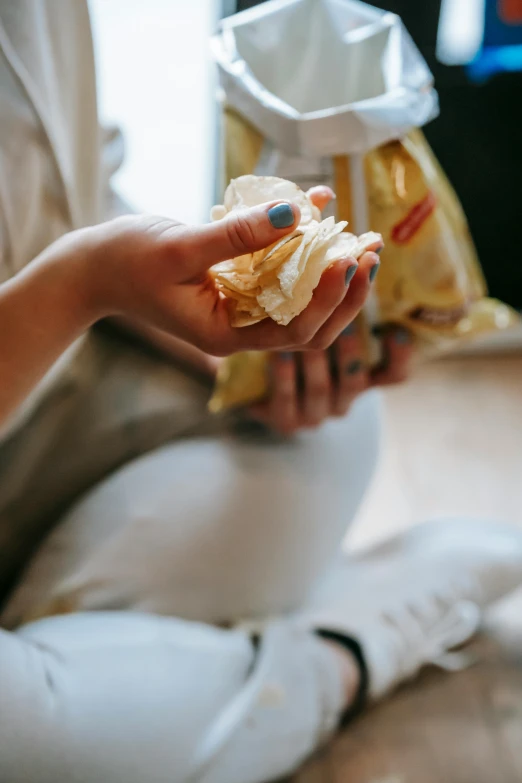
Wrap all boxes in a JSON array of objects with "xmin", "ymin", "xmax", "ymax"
[{"xmin": 0, "ymin": 0, "xmax": 118, "ymax": 441}]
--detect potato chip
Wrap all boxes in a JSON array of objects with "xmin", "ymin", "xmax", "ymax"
[
  {"xmin": 215, "ymin": 271, "xmax": 259, "ymax": 294},
  {"xmin": 210, "ymin": 175, "xmax": 382, "ymax": 327},
  {"xmin": 277, "ymin": 218, "xmax": 348, "ymax": 299},
  {"xmin": 230, "ymin": 303, "xmax": 266, "ymax": 327},
  {"xmin": 277, "ymin": 223, "xmax": 321, "ymax": 299},
  {"xmin": 269, "ymin": 229, "xmax": 380, "ymax": 325},
  {"xmin": 222, "ymin": 175, "xmax": 321, "ymax": 225},
  {"xmin": 324, "ymin": 231, "xmax": 382, "ymax": 265},
  {"xmin": 254, "ymin": 232, "xmax": 303, "ymax": 275}
]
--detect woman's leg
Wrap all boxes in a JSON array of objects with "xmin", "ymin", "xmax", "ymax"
[
  {"xmin": 0, "ymin": 611, "xmax": 347, "ymax": 783},
  {"xmin": 0, "ymin": 330, "xmax": 382, "ymax": 783},
  {"xmin": 3, "ymin": 389, "xmax": 381, "ymax": 627},
  {"xmin": 3, "ymin": 521, "xmax": 522, "ymax": 783},
  {"xmin": 0, "ymin": 329, "xmax": 219, "ymax": 605}
]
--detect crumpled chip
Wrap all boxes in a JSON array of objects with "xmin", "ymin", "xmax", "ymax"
[
  {"xmin": 209, "ymin": 175, "xmax": 382, "ymax": 326},
  {"xmin": 210, "ymin": 175, "xmax": 321, "ymax": 225}
]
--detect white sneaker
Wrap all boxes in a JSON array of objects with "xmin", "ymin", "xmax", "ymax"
[{"xmin": 296, "ymin": 519, "xmax": 522, "ymax": 700}]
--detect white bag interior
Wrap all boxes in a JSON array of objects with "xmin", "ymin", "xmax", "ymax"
[
  {"xmin": 213, "ymin": 0, "xmax": 438, "ymax": 155},
  {"xmin": 233, "ymin": 0, "xmax": 389, "ymax": 112}
]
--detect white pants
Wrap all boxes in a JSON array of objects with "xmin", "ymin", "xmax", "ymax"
[{"xmin": 0, "ymin": 336, "xmax": 381, "ymax": 782}]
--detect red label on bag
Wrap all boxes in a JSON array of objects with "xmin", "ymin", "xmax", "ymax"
[
  {"xmin": 499, "ymin": 0, "xmax": 522, "ymax": 24},
  {"xmin": 391, "ymin": 192, "xmax": 437, "ymax": 245}
]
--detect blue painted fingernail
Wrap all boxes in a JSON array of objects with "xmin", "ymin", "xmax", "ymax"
[
  {"xmin": 267, "ymin": 202, "xmax": 295, "ymax": 229},
  {"xmin": 375, "ymin": 246, "xmax": 384, "ymax": 255},
  {"xmin": 279, "ymin": 352, "xmax": 293, "ymax": 361},
  {"xmin": 345, "ymin": 265, "xmax": 357, "ymax": 285},
  {"xmin": 341, "ymin": 324, "xmax": 356, "ymax": 336},
  {"xmin": 369, "ymin": 262, "xmax": 380, "ymax": 283},
  {"xmin": 346, "ymin": 360, "xmax": 363, "ymax": 375},
  {"xmin": 394, "ymin": 327, "xmax": 411, "ymax": 344}
]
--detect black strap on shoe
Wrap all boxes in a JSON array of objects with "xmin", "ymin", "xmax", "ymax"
[{"xmin": 315, "ymin": 629, "xmax": 370, "ymax": 728}]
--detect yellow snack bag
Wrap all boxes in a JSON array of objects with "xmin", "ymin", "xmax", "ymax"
[
  {"xmin": 362, "ymin": 129, "xmax": 516, "ymax": 351},
  {"xmin": 209, "ymin": 0, "xmax": 519, "ymax": 414},
  {"xmin": 209, "ymin": 350, "xmax": 268, "ymax": 414}
]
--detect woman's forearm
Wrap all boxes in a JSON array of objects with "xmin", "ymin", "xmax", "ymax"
[
  {"xmin": 0, "ymin": 229, "xmax": 218, "ymax": 433},
  {"xmin": 0, "ymin": 240, "xmax": 97, "ymax": 428}
]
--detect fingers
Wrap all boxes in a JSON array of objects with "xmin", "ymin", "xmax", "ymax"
[
  {"xmin": 306, "ymin": 186, "xmax": 335, "ymax": 212},
  {"xmin": 251, "ymin": 350, "xmax": 336, "ymax": 434},
  {"xmin": 371, "ymin": 326, "xmax": 414, "ymax": 386},
  {"xmin": 174, "ymin": 201, "xmax": 301, "ymax": 277},
  {"xmin": 251, "ymin": 338, "xmax": 366, "ymax": 434},
  {"xmin": 204, "ymin": 246, "xmax": 377, "ymax": 356},
  {"xmin": 172, "ymin": 187, "xmax": 339, "ymax": 278},
  {"xmin": 333, "ymin": 325, "xmax": 368, "ymax": 415},
  {"xmin": 286, "ymin": 257, "xmax": 360, "ymax": 346},
  {"xmin": 305, "ymin": 251, "xmax": 380, "ymax": 350},
  {"xmin": 251, "ymin": 352, "xmax": 299, "ymax": 435},
  {"xmin": 300, "ymin": 350, "xmax": 332, "ymax": 426},
  {"xmin": 248, "ymin": 326, "xmax": 412, "ymax": 436},
  {"xmin": 220, "ymin": 252, "xmax": 374, "ymax": 355}
]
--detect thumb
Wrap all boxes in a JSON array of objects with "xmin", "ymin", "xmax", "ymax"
[{"xmin": 174, "ymin": 201, "xmax": 300, "ymax": 278}]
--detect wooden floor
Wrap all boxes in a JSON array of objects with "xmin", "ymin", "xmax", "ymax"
[{"xmin": 294, "ymin": 353, "xmax": 522, "ymax": 783}]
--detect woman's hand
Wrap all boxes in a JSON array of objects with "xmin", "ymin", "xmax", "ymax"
[
  {"xmin": 249, "ymin": 325, "xmax": 413, "ymax": 435},
  {"xmin": 76, "ymin": 201, "xmax": 378, "ymax": 357}
]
